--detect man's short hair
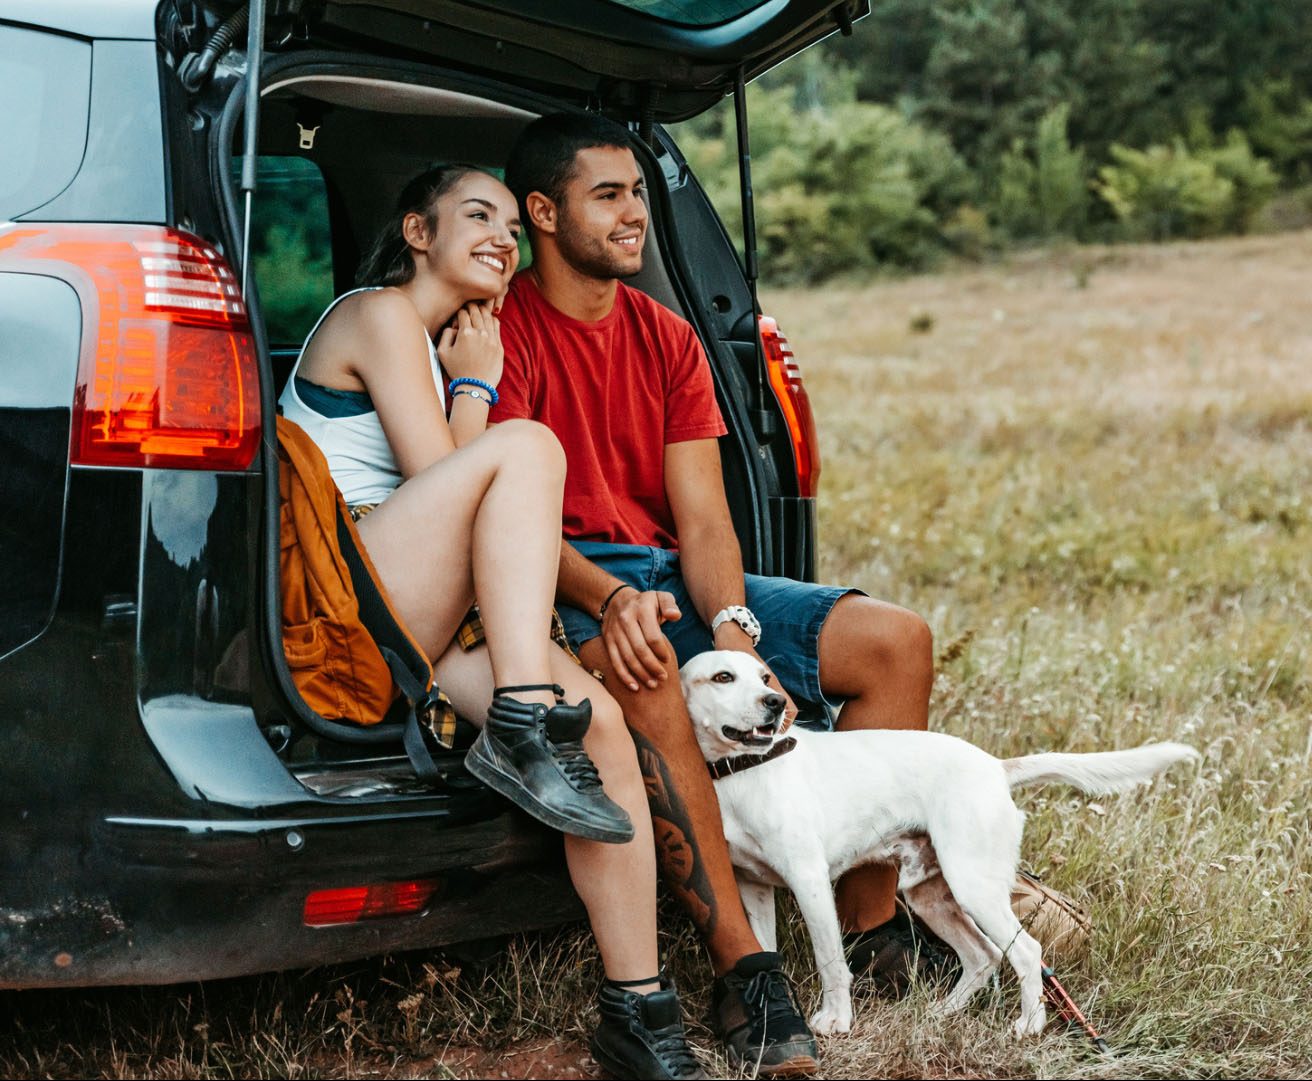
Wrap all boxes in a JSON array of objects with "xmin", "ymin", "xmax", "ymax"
[{"xmin": 505, "ymin": 113, "xmax": 636, "ymax": 218}]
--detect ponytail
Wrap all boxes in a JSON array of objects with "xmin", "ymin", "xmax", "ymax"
[{"xmin": 355, "ymin": 164, "xmax": 485, "ymax": 287}]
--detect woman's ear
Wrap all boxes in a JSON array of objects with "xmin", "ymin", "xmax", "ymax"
[
  {"xmin": 524, "ymin": 191, "xmax": 557, "ymax": 236},
  {"xmin": 401, "ymin": 210, "xmax": 433, "ymax": 252}
]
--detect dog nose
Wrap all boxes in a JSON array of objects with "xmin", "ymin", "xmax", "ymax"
[{"xmin": 763, "ymin": 693, "xmax": 787, "ymax": 721}]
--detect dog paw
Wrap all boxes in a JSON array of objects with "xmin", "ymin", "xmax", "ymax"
[
  {"xmin": 809, "ymin": 1006, "xmax": 852, "ymax": 1036},
  {"xmin": 1012, "ymin": 1010, "xmax": 1047, "ymax": 1039}
]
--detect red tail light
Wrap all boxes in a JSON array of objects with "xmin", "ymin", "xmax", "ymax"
[
  {"xmin": 760, "ymin": 315, "xmax": 820, "ymax": 498},
  {"xmin": 0, "ymin": 224, "xmax": 260, "ymax": 470},
  {"xmin": 303, "ymin": 880, "xmax": 441, "ymax": 927}
]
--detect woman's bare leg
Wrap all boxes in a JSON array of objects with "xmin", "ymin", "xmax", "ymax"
[
  {"xmin": 356, "ymin": 419, "xmax": 565, "ymax": 707},
  {"xmin": 436, "ymin": 643, "xmax": 660, "ymax": 989}
]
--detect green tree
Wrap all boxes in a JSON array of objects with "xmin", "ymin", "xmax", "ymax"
[
  {"xmin": 990, "ymin": 103, "xmax": 1087, "ymax": 238},
  {"xmin": 1241, "ymin": 78, "xmax": 1312, "ymax": 183}
]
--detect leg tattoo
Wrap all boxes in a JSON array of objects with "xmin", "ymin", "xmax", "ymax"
[{"xmin": 633, "ymin": 731, "xmax": 718, "ymax": 938}]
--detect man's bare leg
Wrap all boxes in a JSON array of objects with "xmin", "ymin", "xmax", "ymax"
[
  {"xmin": 816, "ymin": 594, "xmax": 934, "ymax": 933},
  {"xmin": 579, "ymin": 639, "xmax": 763, "ymax": 976}
]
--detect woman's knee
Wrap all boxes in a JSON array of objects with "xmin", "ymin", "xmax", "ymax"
[
  {"xmin": 586, "ymin": 692, "xmax": 642, "ymax": 776},
  {"xmin": 489, "ymin": 418, "xmax": 565, "ymax": 477}
]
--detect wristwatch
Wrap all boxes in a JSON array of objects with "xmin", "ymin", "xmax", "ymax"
[{"xmin": 711, "ymin": 605, "xmax": 761, "ymax": 647}]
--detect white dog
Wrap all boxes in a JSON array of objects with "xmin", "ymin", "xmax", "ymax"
[{"xmin": 680, "ymin": 650, "xmax": 1198, "ymax": 1038}]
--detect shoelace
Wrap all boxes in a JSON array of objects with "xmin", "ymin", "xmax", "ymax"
[
  {"xmin": 551, "ymin": 738, "xmax": 604, "ymax": 791},
  {"xmin": 629, "ymin": 1003, "xmax": 701, "ymax": 1079},
  {"xmin": 741, "ymin": 969, "xmax": 801, "ymax": 1039},
  {"xmin": 650, "ymin": 1030, "xmax": 702, "ymax": 1078}
]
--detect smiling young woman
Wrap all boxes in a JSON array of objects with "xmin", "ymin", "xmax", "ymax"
[{"xmin": 276, "ymin": 165, "xmax": 703, "ymax": 1079}]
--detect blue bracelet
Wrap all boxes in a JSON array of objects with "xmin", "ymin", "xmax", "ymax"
[{"xmin": 448, "ymin": 377, "xmax": 499, "ymax": 406}]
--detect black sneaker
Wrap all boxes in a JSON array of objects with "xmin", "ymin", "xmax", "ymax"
[
  {"xmin": 709, "ymin": 952, "xmax": 818, "ymax": 1077},
  {"xmin": 591, "ymin": 981, "xmax": 705, "ymax": 1080},
  {"xmin": 845, "ymin": 907, "xmax": 960, "ymax": 998},
  {"xmin": 465, "ymin": 694, "xmax": 634, "ymax": 844}
]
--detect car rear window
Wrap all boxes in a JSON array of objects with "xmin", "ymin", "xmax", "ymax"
[
  {"xmin": 240, "ymin": 156, "xmax": 335, "ymax": 347},
  {"xmin": 0, "ymin": 25, "xmax": 92, "ymax": 220},
  {"xmin": 604, "ymin": 0, "xmax": 773, "ymax": 25}
]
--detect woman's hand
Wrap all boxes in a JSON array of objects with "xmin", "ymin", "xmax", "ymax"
[{"xmin": 437, "ymin": 300, "xmax": 503, "ymax": 388}]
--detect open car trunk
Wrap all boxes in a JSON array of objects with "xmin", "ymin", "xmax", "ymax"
[
  {"xmin": 177, "ymin": 0, "xmax": 841, "ymax": 784},
  {"xmin": 201, "ymin": 0, "xmax": 866, "ymax": 119}
]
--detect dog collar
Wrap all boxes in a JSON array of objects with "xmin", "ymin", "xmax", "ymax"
[{"xmin": 706, "ymin": 736, "xmax": 797, "ymax": 780}]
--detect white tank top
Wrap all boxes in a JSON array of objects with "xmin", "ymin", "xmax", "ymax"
[{"xmin": 278, "ymin": 287, "xmax": 445, "ymax": 506}]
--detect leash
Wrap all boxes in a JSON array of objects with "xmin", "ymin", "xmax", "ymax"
[{"xmin": 1042, "ymin": 965, "xmax": 1111, "ymax": 1055}]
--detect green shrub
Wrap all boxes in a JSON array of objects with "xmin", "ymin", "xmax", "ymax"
[
  {"xmin": 1203, "ymin": 130, "xmax": 1279, "ymax": 232},
  {"xmin": 1095, "ymin": 133, "xmax": 1276, "ymax": 240},
  {"xmin": 1096, "ymin": 140, "xmax": 1235, "ymax": 239},
  {"xmin": 990, "ymin": 104, "xmax": 1088, "ymax": 239},
  {"xmin": 1033, "ymin": 104, "xmax": 1089, "ymax": 236},
  {"xmin": 992, "ymin": 139, "xmax": 1040, "ymax": 238},
  {"xmin": 677, "ymin": 86, "xmax": 974, "ymax": 282}
]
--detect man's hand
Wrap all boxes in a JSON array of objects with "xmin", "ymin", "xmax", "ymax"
[
  {"xmin": 602, "ymin": 588, "xmax": 682, "ymax": 692},
  {"xmin": 712, "ymin": 621, "xmax": 798, "ymax": 725}
]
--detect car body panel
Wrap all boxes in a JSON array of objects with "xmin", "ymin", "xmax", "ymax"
[
  {"xmin": 0, "ymin": 24, "xmax": 93, "ymax": 220},
  {"xmin": 0, "ymin": 273, "xmax": 80, "ymax": 659},
  {"xmin": 0, "ymin": 1, "xmax": 156, "ymax": 40},
  {"xmin": 17, "ymin": 39, "xmax": 167, "ymax": 223}
]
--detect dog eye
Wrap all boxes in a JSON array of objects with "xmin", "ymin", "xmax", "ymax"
[
  {"xmin": 712, "ymin": 671, "xmax": 735, "ymax": 684},
  {"xmin": 761, "ymin": 672, "xmax": 772, "ymax": 684}
]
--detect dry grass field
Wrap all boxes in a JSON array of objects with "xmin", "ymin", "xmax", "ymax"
[{"xmin": 3, "ymin": 231, "xmax": 1309, "ymax": 1079}]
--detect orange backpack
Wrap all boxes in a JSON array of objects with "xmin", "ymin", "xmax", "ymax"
[{"xmin": 277, "ymin": 416, "xmax": 454, "ymax": 777}]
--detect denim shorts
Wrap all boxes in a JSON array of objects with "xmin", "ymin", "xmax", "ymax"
[{"xmin": 558, "ymin": 541, "xmax": 861, "ymax": 714}]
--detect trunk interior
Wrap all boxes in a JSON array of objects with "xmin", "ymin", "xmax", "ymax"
[{"xmin": 199, "ymin": 51, "xmax": 778, "ymax": 791}]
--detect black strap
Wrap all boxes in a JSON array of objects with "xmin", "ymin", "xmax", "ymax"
[
  {"xmin": 494, "ymin": 683, "xmax": 564, "ymax": 698},
  {"xmin": 606, "ymin": 972, "xmax": 664, "ymax": 988},
  {"xmin": 597, "ymin": 583, "xmax": 633, "ymax": 622},
  {"xmin": 379, "ymin": 647, "xmax": 442, "ymax": 783},
  {"xmin": 706, "ymin": 736, "xmax": 798, "ymax": 780},
  {"xmin": 335, "ymin": 507, "xmax": 455, "ymax": 783}
]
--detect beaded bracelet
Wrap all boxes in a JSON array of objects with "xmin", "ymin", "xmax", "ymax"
[{"xmin": 448, "ymin": 377, "xmax": 499, "ymax": 406}]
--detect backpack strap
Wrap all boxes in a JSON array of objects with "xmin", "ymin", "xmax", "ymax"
[
  {"xmin": 334, "ymin": 508, "xmax": 458, "ymax": 780},
  {"xmin": 381, "ymin": 646, "xmax": 444, "ymax": 784}
]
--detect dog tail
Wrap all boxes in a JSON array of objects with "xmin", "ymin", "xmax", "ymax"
[{"xmin": 1002, "ymin": 741, "xmax": 1199, "ymax": 794}]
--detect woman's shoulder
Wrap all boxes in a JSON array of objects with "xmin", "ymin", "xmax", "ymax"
[
  {"xmin": 314, "ymin": 288, "xmax": 427, "ymax": 358},
  {"xmin": 332, "ymin": 287, "xmax": 422, "ymax": 334}
]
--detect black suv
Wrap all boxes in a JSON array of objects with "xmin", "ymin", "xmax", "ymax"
[{"xmin": 0, "ymin": 0, "xmax": 855, "ymax": 989}]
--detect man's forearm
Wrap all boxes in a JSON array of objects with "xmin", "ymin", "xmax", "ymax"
[
  {"xmin": 556, "ymin": 539, "xmax": 628, "ymax": 617},
  {"xmin": 676, "ymin": 519, "xmax": 747, "ymax": 630}
]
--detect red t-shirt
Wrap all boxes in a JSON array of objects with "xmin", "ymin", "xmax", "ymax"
[{"xmin": 492, "ymin": 272, "xmax": 726, "ymax": 549}]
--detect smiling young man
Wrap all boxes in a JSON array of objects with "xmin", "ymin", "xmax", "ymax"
[{"xmin": 490, "ymin": 113, "xmax": 942, "ymax": 1075}]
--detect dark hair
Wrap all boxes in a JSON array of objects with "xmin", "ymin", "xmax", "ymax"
[
  {"xmin": 355, "ymin": 163, "xmax": 486, "ymax": 287},
  {"xmin": 504, "ymin": 113, "xmax": 636, "ymax": 224}
]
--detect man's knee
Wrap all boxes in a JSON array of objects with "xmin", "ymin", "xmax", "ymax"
[
  {"xmin": 824, "ymin": 596, "xmax": 934, "ymax": 687},
  {"xmin": 882, "ymin": 603, "xmax": 933, "ymax": 672},
  {"xmin": 835, "ymin": 595, "xmax": 930, "ymax": 654}
]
